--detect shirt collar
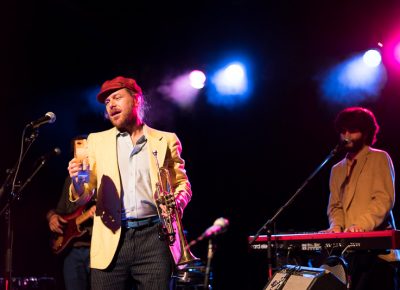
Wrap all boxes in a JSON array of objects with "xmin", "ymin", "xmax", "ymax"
[
  {"xmin": 131, "ymin": 135, "xmax": 147, "ymax": 156},
  {"xmin": 117, "ymin": 130, "xmax": 128, "ymax": 137},
  {"xmin": 115, "ymin": 124, "xmax": 147, "ymax": 142},
  {"xmin": 346, "ymin": 145, "xmax": 370, "ymax": 161}
]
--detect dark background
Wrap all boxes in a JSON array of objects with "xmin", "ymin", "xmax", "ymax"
[{"xmin": 1, "ymin": 0, "xmax": 400, "ymax": 289}]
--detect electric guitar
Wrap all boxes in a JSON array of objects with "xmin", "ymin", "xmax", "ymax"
[{"xmin": 50, "ymin": 205, "xmax": 96, "ymax": 254}]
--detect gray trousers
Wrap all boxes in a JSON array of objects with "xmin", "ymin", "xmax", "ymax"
[{"xmin": 91, "ymin": 223, "xmax": 174, "ymax": 290}]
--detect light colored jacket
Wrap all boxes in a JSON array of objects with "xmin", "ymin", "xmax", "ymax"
[
  {"xmin": 328, "ymin": 146, "xmax": 399, "ymax": 261},
  {"xmin": 71, "ymin": 125, "xmax": 192, "ymax": 269}
]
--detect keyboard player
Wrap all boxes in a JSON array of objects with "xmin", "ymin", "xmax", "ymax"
[{"xmin": 321, "ymin": 107, "xmax": 399, "ymax": 290}]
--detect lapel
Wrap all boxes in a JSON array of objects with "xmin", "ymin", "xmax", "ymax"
[
  {"xmin": 144, "ymin": 125, "xmax": 168, "ymax": 196},
  {"xmin": 337, "ymin": 159, "xmax": 348, "ymax": 196},
  {"xmin": 94, "ymin": 127, "xmax": 122, "ymax": 232},
  {"xmin": 102, "ymin": 127, "xmax": 121, "ymax": 196},
  {"xmin": 343, "ymin": 147, "xmax": 369, "ymax": 210}
]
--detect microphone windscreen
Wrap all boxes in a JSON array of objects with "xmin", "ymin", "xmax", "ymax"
[
  {"xmin": 45, "ymin": 112, "xmax": 56, "ymax": 123},
  {"xmin": 214, "ymin": 217, "xmax": 229, "ymax": 227}
]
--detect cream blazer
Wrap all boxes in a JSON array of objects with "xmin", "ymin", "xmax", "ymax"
[
  {"xmin": 328, "ymin": 146, "xmax": 399, "ymax": 261},
  {"xmin": 72, "ymin": 125, "xmax": 192, "ymax": 269}
]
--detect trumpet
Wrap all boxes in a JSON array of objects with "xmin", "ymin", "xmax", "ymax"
[{"xmin": 152, "ymin": 150, "xmax": 198, "ymax": 266}]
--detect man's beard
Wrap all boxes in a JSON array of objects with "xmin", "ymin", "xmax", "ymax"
[
  {"xmin": 110, "ymin": 114, "xmax": 138, "ymax": 131},
  {"xmin": 109, "ymin": 116, "xmax": 126, "ymax": 130},
  {"xmin": 345, "ymin": 138, "xmax": 365, "ymax": 154}
]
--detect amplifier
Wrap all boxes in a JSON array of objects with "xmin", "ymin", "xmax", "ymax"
[{"xmin": 263, "ymin": 265, "xmax": 346, "ymax": 290}]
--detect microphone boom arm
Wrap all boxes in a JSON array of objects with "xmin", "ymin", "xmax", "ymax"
[
  {"xmin": 249, "ymin": 147, "xmax": 338, "ymax": 244},
  {"xmin": 249, "ymin": 143, "xmax": 343, "ymax": 280}
]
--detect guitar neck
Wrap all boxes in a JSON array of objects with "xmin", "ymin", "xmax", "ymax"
[{"xmin": 75, "ymin": 205, "xmax": 96, "ymax": 225}]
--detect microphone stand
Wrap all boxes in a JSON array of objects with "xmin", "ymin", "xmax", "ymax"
[
  {"xmin": 248, "ymin": 143, "xmax": 344, "ymax": 281},
  {"xmin": 0, "ymin": 126, "xmax": 39, "ymax": 290},
  {"xmin": 1, "ymin": 158, "xmax": 50, "ymax": 213},
  {"xmin": 203, "ymin": 238, "xmax": 215, "ymax": 290}
]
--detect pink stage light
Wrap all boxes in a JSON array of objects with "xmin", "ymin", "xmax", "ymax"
[
  {"xmin": 189, "ymin": 70, "xmax": 206, "ymax": 89},
  {"xmin": 394, "ymin": 43, "xmax": 400, "ymax": 64}
]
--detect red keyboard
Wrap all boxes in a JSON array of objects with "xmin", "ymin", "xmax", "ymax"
[{"xmin": 248, "ymin": 230, "xmax": 400, "ymax": 251}]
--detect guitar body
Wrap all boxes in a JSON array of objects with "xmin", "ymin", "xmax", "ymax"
[{"xmin": 50, "ymin": 205, "xmax": 95, "ymax": 254}]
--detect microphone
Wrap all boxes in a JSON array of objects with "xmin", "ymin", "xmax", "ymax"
[
  {"xmin": 37, "ymin": 147, "xmax": 62, "ymax": 164},
  {"xmin": 28, "ymin": 112, "xmax": 56, "ymax": 129},
  {"xmin": 201, "ymin": 217, "xmax": 229, "ymax": 239},
  {"xmin": 332, "ymin": 138, "xmax": 351, "ymax": 154},
  {"xmin": 187, "ymin": 217, "xmax": 229, "ymax": 248},
  {"xmin": 340, "ymin": 138, "xmax": 351, "ymax": 146}
]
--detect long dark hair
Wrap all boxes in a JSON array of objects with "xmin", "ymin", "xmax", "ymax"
[{"xmin": 334, "ymin": 107, "xmax": 379, "ymax": 145}]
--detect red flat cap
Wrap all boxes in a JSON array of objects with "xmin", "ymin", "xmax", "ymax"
[{"xmin": 97, "ymin": 76, "xmax": 143, "ymax": 103}]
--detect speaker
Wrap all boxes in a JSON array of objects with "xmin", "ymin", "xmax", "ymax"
[
  {"xmin": 320, "ymin": 255, "xmax": 349, "ymax": 286},
  {"xmin": 263, "ymin": 265, "xmax": 346, "ymax": 290}
]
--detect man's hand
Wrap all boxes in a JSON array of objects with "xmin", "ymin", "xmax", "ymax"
[
  {"xmin": 67, "ymin": 157, "xmax": 88, "ymax": 195},
  {"xmin": 87, "ymin": 205, "xmax": 96, "ymax": 218},
  {"xmin": 159, "ymin": 204, "xmax": 169, "ymax": 218},
  {"xmin": 48, "ymin": 214, "xmax": 67, "ymax": 234},
  {"xmin": 344, "ymin": 224, "xmax": 365, "ymax": 232},
  {"xmin": 319, "ymin": 225, "xmax": 342, "ymax": 233},
  {"xmin": 158, "ymin": 195, "xmax": 182, "ymax": 218}
]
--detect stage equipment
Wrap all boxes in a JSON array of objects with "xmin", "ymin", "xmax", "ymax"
[
  {"xmin": 249, "ymin": 229, "xmax": 400, "ymax": 252},
  {"xmin": 0, "ymin": 117, "xmax": 59, "ymax": 290},
  {"xmin": 263, "ymin": 265, "xmax": 346, "ymax": 290},
  {"xmin": 248, "ymin": 139, "xmax": 350, "ymax": 280}
]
